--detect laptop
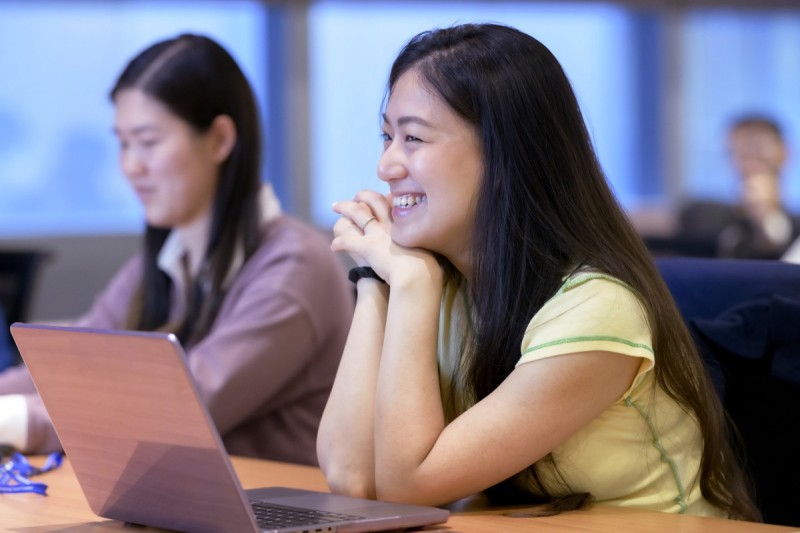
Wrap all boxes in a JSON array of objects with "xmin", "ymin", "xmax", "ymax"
[{"xmin": 10, "ymin": 323, "xmax": 450, "ymax": 533}]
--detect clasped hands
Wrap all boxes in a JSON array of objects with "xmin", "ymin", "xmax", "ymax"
[{"xmin": 331, "ymin": 190, "xmax": 440, "ymax": 287}]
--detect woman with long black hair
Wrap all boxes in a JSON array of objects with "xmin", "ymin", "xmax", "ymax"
[
  {"xmin": 0, "ymin": 34, "xmax": 353, "ymax": 466},
  {"xmin": 318, "ymin": 23, "xmax": 759, "ymax": 520}
]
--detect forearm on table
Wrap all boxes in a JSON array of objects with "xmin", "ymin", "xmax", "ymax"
[
  {"xmin": 317, "ymin": 280, "xmax": 388, "ymax": 498},
  {"xmin": 0, "ymin": 394, "xmax": 28, "ymax": 450},
  {"xmin": 0, "ymin": 357, "xmax": 62, "ymax": 453},
  {"xmin": 374, "ymin": 272, "xmax": 445, "ymax": 499}
]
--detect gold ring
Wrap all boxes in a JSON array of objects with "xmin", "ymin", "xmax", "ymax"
[{"xmin": 360, "ymin": 216, "xmax": 377, "ymax": 232}]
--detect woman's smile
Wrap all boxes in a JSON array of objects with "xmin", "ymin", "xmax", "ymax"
[{"xmin": 391, "ymin": 193, "xmax": 427, "ymax": 218}]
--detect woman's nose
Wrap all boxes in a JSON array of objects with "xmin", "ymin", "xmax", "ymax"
[
  {"xmin": 120, "ymin": 150, "xmax": 145, "ymax": 179},
  {"xmin": 377, "ymin": 146, "xmax": 407, "ymax": 183}
]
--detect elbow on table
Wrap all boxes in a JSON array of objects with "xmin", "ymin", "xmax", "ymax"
[
  {"xmin": 374, "ymin": 477, "xmax": 439, "ymax": 506},
  {"xmin": 322, "ymin": 466, "xmax": 376, "ymax": 501},
  {"xmin": 375, "ymin": 485, "xmax": 412, "ymax": 505}
]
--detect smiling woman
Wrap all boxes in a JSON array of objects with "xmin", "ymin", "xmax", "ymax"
[
  {"xmin": 0, "ymin": 34, "xmax": 354, "ymax": 466},
  {"xmin": 317, "ymin": 23, "xmax": 761, "ymax": 522}
]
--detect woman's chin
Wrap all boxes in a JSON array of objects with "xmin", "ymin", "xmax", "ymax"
[
  {"xmin": 390, "ymin": 228, "xmax": 421, "ymax": 249},
  {"xmin": 144, "ymin": 214, "xmax": 173, "ymax": 229}
]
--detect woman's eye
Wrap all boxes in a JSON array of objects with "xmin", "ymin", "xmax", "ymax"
[
  {"xmin": 405, "ymin": 135, "xmax": 421, "ymax": 142},
  {"xmin": 380, "ymin": 132, "xmax": 392, "ymax": 142}
]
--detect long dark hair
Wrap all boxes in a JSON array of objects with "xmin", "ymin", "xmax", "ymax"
[
  {"xmin": 111, "ymin": 34, "xmax": 263, "ymax": 346},
  {"xmin": 388, "ymin": 23, "xmax": 759, "ymax": 521}
]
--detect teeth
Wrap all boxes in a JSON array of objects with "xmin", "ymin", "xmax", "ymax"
[{"xmin": 393, "ymin": 194, "xmax": 427, "ymax": 208}]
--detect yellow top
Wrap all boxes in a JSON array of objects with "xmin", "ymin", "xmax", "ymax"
[{"xmin": 437, "ymin": 272, "xmax": 723, "ymax": 516}]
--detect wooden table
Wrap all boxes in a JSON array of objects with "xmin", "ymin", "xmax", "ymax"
[{"xmin": 1, "ymin": 455, "xmax": 797, "ymax": 532}]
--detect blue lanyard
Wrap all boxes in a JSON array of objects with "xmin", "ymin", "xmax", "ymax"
[{"xmin": 0, "ymin": 451, "xmax": 63, "ymax": 495}]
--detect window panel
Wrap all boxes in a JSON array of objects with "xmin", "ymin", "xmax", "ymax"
[{"xmin": 680, "ymin": 10, "xmax": 800, "ymax": 211}]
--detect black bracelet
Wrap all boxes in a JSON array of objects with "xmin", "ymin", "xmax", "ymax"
[{"xmin": 348, "ymin": 266, "xmax": 386, "ymax": 284}]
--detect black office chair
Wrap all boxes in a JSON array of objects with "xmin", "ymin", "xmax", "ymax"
[
  {"xmin": 0, "ymin": 249, "xmax": 51, "ymax": 367},
  {"xmin": 0, "ymin": 302, "xmax": 13, "ymax": 371},
  {"xmin": 657, "ymin": 257, "xmax": 800, "ymax": 527}
]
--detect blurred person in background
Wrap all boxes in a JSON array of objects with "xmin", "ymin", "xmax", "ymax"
[
  {"xmin": 678, "ymin": 115, "xmax": 800, "ymax": 259},
  {"xmin": 0, "ymin": 34, "xmax": 353, "ymax": 465}
]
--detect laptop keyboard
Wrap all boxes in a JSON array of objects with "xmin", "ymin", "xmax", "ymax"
[{"xmin": 250, "ymin": 501, "xmax": 363, "ymax": 530}]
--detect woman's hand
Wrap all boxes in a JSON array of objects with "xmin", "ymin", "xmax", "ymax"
[
  {"xmin": 331, "ymin": 190, "xmax": 439, "ymax": 286},
  {"xmin": 331, "ymin": 190, "xmax": 390, "ymax": 267}
]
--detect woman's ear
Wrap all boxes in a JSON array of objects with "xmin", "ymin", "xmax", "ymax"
[{"xmin": 209, "ymin": 114, "xmax": 237, "ymax": 164}]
